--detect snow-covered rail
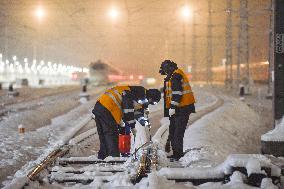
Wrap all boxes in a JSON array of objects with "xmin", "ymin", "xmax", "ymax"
[
  {"xmin": 4, "ymin": 94, "xmax": 224, "ymax": 188},
  {"xmin": 25, "ymin": 115, "xmax": 94, "ymax": 181},
  {"xmin": 6, "ymin": 94, "xmax": 284, "ymax": 188}
]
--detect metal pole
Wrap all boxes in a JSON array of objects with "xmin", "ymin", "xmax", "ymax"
[
  {"xmin": 267, "ymin": 0, "xmax": 274, "ymax": 96},
  {"xmin": 274, "ymin": 0, "xmax": 284, "ymax": 124},
  {"xmin": 182, "ymin": 21, "xmax": 186, "ymax": 71},
  {"xmin": 237, "ymin": 0, "xmax": 249, "ymax": 90},
  {"xmin": 225, "ymin": 0, "xmax": 233, "ymax": 88},
  {"xmin": 244, "ymin": 0, "xmax": 250, "ymax": 94},
  {"xmin": 4, "ymin": 25, "xmax": 8, "ymax": 58},
  {"xmin": 191, "ymin": 12, "xmax": 197, "ymax": 81},
  {"xmin": 207, "ymin": 0, "xmax": 213, "ymax": 84}
]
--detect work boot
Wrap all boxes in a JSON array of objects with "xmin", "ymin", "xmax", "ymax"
[
  {"xmin": 165, "ymin": 141, "xmax": 171, "ymax": 153},
  {"xmin": 171, "ymin": 151, "xmax": 183, "ymax": 161}
]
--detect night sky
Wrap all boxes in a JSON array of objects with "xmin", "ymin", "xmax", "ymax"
[{"xmin": 0, "ymin": 0, "xmax": 271, "ymax": 77}]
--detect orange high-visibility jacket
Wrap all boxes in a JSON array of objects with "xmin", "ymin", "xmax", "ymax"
[
  {"xmin": 98, "ymin": 86, "xmax": 134, "ymax": 125},
  {"xmin": 165, "ymin": 68, "xmax": 195, "ymax": 109}
]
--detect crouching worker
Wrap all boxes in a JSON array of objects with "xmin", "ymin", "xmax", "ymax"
[{"xmin": 92, "ymin": 86, "xmax": 161, "ymax": 159}]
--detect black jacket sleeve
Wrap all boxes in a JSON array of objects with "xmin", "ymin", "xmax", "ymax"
[
  {"xmin": 170, "ymin": 73, "xmax": 183, "ymax": 109},
  {"xmin": 134, "ymin": 109, "xmax": 145, "ymax": 126},
  {"xmin": 121, "ymin": 91, "xmax": 135, "ymax": 128}
]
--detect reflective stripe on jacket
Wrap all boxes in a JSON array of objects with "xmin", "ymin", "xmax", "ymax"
[
  {"xmin": 98, "ymin": 86, "xmax": 131, "ymax": 124},
  {"xmin": 165, "ymin": 69, "xmax": 195, "ymax": 108}
]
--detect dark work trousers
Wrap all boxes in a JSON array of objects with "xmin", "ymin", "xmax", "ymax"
[
  {"xmin": 168, "ymin": 114, "xmax": 190, "ymax": 158},
  {"xmin": 95, "ymin": 116, "xmax": 120, "ymax": 160}
]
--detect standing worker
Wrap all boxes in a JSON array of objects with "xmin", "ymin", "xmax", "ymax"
[
  {"xmin": 92, "ymin": 86, "xmax": 161, "ymax": 159},
  {"xmin": 159, "ymin": 60, "xmax": 196, "ymax": 160}
]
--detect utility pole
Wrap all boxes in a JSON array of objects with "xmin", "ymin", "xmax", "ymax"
[
  {"xmin": 274, "ymin": 0, "xmax": 284, "ymax": 123},
  {"xmin": 191, "ymin": 12, "xmax": 197, "ymax": 81},
  {"xmin": 261, "ymin": 0, "xmax": 284, "ymax": 158},
  {"xmin": 4, "ymin": 26, "xmax": 8, "ymax": 57},
  {"xmin": 207, "ymin": 0, "xmax": 213, "ymax": 84},
  {"xmin": 237, "ymin": 0, "xmax": 249, "ymax": 91},
  {"xmin": 244, "ymin": 0, "xmax": 250, "ymax": 93},
  {"xmin": 267, "ymin": 0, "xmax": 274, "ymax": 97},
  {"xmin": 164, "ymin": 25, "xmax": 170, "ymax": 59},
  {"xmin": 225, "ymin": 0, "xmax": 233, "ymax": 88},
  {"xmin": 182, "ymin": 21, "xmax": 187, "ymax": 72}
]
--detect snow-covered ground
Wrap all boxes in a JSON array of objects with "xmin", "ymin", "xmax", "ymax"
[
  {"xmin": 0, "ymin": 85, "xmax": 80, "ymax": 107},
  {"xmin": 1, "ymin": 83, "xmax": 277, "ymax": 188},
  {"xmin": 0, "ymin": 86, "xmax": 107, "ymax": 187},
  {"xmin": 181, "ymin": 96, "xmax": 267, "ymax": 168}
]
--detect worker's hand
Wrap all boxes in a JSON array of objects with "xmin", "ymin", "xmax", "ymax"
[
  {"xmin": 91, "ymin": 114, "xmax": 96, "ymax": 120},
  {"xmin": 131, "ymin": 128, "xmax": 137, "ymax": 137},
  {"xmin": 138, "ymin": 117, "xmax": 151, "ymax": 128},
  {"xmin": 120, "ymin": 120, "xmax": 125, "ymax": 127},
  {"xmin": 169, "ymin": 108, "xmax": 175, "ymax": 117},
  {"xmin": 144, "ymin": 120, "xmax": 151, "ymax": 128}
]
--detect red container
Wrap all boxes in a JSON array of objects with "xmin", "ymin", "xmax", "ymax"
[{"xmin": 118, "ymin": 134, "xmax": 131, "ymax": 153}]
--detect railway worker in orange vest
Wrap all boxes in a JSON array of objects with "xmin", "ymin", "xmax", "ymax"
[
  {"xmin": 159, "ymin": 60, "xmax": 196, "ymax": 160},
  {"xmin": 92, "ymin": 86, "xmax": 161, "ymax": 159}
]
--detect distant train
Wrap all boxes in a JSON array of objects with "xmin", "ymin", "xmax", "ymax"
[
  {"xmin": 89, "ymin": 60, "xmax": 127, "ymax": 86},
  {"xmin": 193, "ymin": 61, "xmax": 269, "ymax": 83}
]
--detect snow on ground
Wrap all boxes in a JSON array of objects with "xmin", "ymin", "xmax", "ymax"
[
  {"xmin": 131, "ymin": 85, "xmax": 274, "ymax": 188},
  {"xmin": 67, "ymin": 85, "xmax": 219, "ymax": 158},
  {"xmin": 0, "ymin": 85, "xmax": 80, "ymax": 107},
  {"xmin": 148, "ymin": 87, "xmax": 218, "ymax": 135},
  {"xmin": 261, "ymin": 116, "xmax": 284, "ymax": 142},
  {"xmin": 0, "ymin": 86, "xmax": 106, "ymax": 187},
  {"xmin": 180, "ymin": 96, "xmax": 268, "ymax": 168},
  {"xmin": 2, "ymin": 84, "xmax": 275, "ymax": 188}
]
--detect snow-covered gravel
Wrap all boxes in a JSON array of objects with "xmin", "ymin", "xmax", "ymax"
[
  {"xmin": 2, "ymin": 83, "xmax": 276, "ymax": 189},
  {"xmin": 0, "ymin": 85, "xmax": 80, "ymax": 107},
  {"xmin": 0, "ymin": 86, "xmax": 106, "ymax": 187},
  {"xmin": 261, "ymin": 116, "xmax": 284, "ymax": 141},
  {"xmin": 180, "ymin": 96, "xmax": 266, "ymax": 167}
]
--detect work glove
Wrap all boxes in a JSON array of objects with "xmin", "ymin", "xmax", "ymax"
[
  {"xmin": 168, "ymin": 108, "xmax": 175, "ymax": 117},
  {"xmin": 138, "ymin": 117, "xmax": 151, "ymax": 128},
  {"xmin": 120, "ymin": 120, "xmax": 126, "ymax": 127},
  {"xmin": 144, "ymin": 120, "xmax": 151, "ymax": 128}
]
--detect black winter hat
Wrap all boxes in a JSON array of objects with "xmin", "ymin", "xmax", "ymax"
[{"xmin": 159, "ymin": 60, "xmax": 177, "ymax": 75}]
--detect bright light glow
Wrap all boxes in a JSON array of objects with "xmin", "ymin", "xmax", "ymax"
[
  {"xmin": 138, "ymin": 75, "xmax": 143, "ymax": 80},
  {"xmin": 129, "ymin": 75, "xmax": 134, "ymax": 80},
  {"xmin": 1, "ymin": 53, "xmax": 90, "ymax": 86},
  {"xmin": 108, "ymin": 7, "xmax": 119, "ymax": 20},
  {"xmin": 146, "ymin": 78, "xmax": 157, "ymax": 85},
  {"xmin": 181, "ymin": 5, "xmax": 192, "ymax": 20},
  {"xmin": 0, "ymin": 54, "xmax": 2, "ymax": 58},
  {"xmin": 35, "ymin": 6, "xmax": 45, "ymax": 21}
]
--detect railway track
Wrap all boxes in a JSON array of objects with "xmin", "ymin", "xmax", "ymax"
[
  {"xmin": 0, "ymin": 86, "xmax": 104, "ymax": 121},
  {"xmin": 6, "ymin": 95, "xmax": 283, "ymax": 188},
  {"xmin": 5, "ymin": 95, "xmax": 222, "ymax": 187}
]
